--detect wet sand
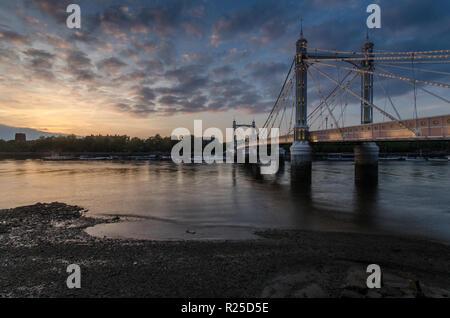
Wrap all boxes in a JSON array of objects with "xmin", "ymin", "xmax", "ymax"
[{"xmin": 0, "ymin": 202, "xmax": 449, "ymax": 298}]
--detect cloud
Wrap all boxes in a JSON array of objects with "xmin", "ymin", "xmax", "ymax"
[
  {"xmin": 137, "ymin": 58, "xmax": 164, "ymax": 73},
  {"xmin": 211, "ymin": 65, "xmax": 235, "ymax": 78},
  {"xmin": 0, "ymin": 0, "xmax": 448, "ymax": 124},
  {"xmin": 245, "ymin": 62, "xmax": 288, "ymax": 80},
  {"xmin": 97, "ymin": 57, "xmax": 127, "ymax": 74},
  {"xmin": 31, "ymin": 0, "xmax": 76, "ymax": 23},
  {"xmin": 64, "ymin": 50, "xmax": 99, "ymax": 82},
  {"xmin": 135, "ymin": 86, "xmax": 156, "ymax": 103},
  {"xmin": 210, "ymin": 2, "xmax": 287, "ymax": 46},
  {"xmin": 23, "ymin": 48, "xmax": 55, "ymax": 80},
  {"xmin": 66, "ymin": 50, "xmax": 92, "ymax": 68},
  {"xmin": 114, "ymin": 102, "xmax": 157, "ymax": 117},
  {"xmin": 38, "ymin": 33, "xmax": 72, "ymax": 50},
  {"xmin": 0, "ymin": 29, "xmax": 29, "ymax": 45}
]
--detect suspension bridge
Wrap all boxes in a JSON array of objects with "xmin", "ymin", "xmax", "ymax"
[{"xmin": 236, "ymin": 28, "xmax": 450, "ymax": 183}]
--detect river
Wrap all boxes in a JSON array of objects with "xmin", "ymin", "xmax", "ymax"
[{"xmin": 0, "ymin": 159, "xmax": 449, "ymax": 243}]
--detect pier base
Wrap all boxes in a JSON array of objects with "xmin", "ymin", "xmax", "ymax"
[
  {"xmin": 290, "ymin": 141, "xmax": 312, "ymax": 185},
  {"xmin": 354, "ymin": 142, "xmax": 379, "ymax": 185}
]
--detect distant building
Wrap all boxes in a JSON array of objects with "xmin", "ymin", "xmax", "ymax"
[{"xmin": 15, "ymin": 133, "xmax": 26, "ymax": 142}]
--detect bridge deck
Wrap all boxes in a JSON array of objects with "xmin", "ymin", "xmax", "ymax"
[{"xmin": 277, "ymin": 114, "xmax": 450, "ymax": 144}]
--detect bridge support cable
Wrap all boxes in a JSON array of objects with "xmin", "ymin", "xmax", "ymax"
[
  {"xmin": 263, "ymin": 58, "xmax": 295, "ymax": 129},
  {"xmin": 308, "ymin": 68, "xmax": 345, "ymax": 139},
  {"xmin": 411, "ymin": 53, "xmax": 419, "ymax": 129},
  {"xmin": 307, "ymin": 70, "xmax": 354, "ymax": 120},
  {"xmin": 310, "ymin": 64, "xmax": 419, "ymax": 136},
  {"xmin": 309, "ymin": 90, "xmax": 344, "ymax": 129},
  {"xmin": 309, "ymin": 88, "xmax": 346, "ymax": 128},
  {"xmin": 376, "ymin": 63, "xmax": 450, "ymax": 76},
  {"xmin": 268, "ymin": 76, "xmax": 295, "ymax": 131},
  {"xmin": 310, "ymin": 61, "xmax": 450, "ymax": 89},
  {"xmin": 376, "ymin": 66, "xmax": 450, "ymax": 105},
  {"xmin": 276, "ymin": 86, "xmax": 293, "ymax": 134},
  {"xmin": 376, "ymin": 77, "xmax": 402, "ymax": 121},
  {"xmin": 371, "ymin": 60, "xmax": 450, "ymax": 65},
  {"xmin": 305, "ymin": 54, "xmax": 450, "ymax": 63},
  {"xmin": 266, "ymin": 75, "xmax": 294, "ymax": 130},
  {"xmin": 308, "ymin": 72, "xmax": 358, "ymax": 129},
  {"xmin": 308, "ymin": 48, "xmax": 450, "ymax": 56}
]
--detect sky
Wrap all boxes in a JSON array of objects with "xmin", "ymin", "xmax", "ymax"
[{"xmin": 0, "ymin": 0, "xmax": 449, "ymax": 138}]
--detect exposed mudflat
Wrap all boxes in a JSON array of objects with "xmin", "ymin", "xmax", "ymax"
[{"xmin": 0, "ymin": 202, "xmax": 449, "ymax": 298}]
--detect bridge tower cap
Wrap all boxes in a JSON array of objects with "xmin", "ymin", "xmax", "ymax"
[
  {"xmin": 297, "ymin": 17, "xmax": 307, "ymax": 47},
  {"xmin": 362, "ymin": 29, "xmax": 374, "ymax": 50}
]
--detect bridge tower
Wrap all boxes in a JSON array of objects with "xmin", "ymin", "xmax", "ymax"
[
  {"xmin": 290, "ymin": 26, "xmax": 312, "ymax": 184},
  {"xmin": 361, "ymin": 33, "xmax": 374, "ymax": 124},
  {"xmin": 354, "ymin": 33, "xmax": 379, "ymax": 185}
]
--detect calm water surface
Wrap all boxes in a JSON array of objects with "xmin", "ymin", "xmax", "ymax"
[{"xmin": 0, "ymin": 159, "xmax": 449, "ymax": 242}]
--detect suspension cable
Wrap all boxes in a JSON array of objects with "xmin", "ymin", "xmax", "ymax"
[
  {"xmin": 376, "ymin": 66, "xmax": 450, "ymax": 105},
  {"xmin": 377, "ymin": 62, "xmax": 450, "ymax": 76},
  {"xmin": 263, "ymin": 58, "xmax": 295, "ymax": 128},
  {"xmin": 310, "ymin": 64, "xmax": 418, "ymax": 136},
  {"xmin": 310, "ymin": 60, "xmax": 450, "ymax": 89},
  {"xmin": 306, "ymin": 54, "xmax": 450, "ymax": 63},
  {"xmin": 308, "ymin": 47, "xmax": 450, "ymax": 56},
  {"xmin": 308, "ymin": 68, "xmax": 345, "ymax": 139}
]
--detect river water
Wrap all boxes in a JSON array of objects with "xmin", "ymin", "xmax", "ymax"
[{"xmin": 0, "ymin": 159, "xmax": 449, "ymax": 243}]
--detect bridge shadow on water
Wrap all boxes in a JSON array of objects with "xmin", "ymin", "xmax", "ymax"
[{"xmin": 238, "ymin": 161, "xmax": 381, "ymax": 234}]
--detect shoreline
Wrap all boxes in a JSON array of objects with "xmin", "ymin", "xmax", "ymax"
[{"xmin": 0, "ymin": 202, "xmax": 449, "ymax": 298}]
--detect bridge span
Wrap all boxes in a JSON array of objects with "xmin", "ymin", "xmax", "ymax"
[
  {"xmin": 241, "ymin": 24, "xmax": 450, "ymax": 184},
  {"xmin": 276, "ymin": 114, "xmax": 450, "ymax": 144}
]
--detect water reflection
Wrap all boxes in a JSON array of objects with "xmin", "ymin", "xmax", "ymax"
[
  {"xmin": 0, "ymin": 159, "xmax": 449, "ymax": 243},
  {"xmin": 353, "ymin": 183, "xmax": 379, "ymax": 229}
]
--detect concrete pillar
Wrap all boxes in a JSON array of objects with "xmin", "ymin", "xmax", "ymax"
[
  {"xmin": 354, "ymin": 142, "xmax": 379, "ymax": 185},
  {"xmin": 291, "ymin": 141, "xmax": 312, "ymax": 185}
]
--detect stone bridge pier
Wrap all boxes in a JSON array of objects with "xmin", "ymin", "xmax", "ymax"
[{"xmin": 354, "ymin": 142, "xmax": 379, "ymax": 185}]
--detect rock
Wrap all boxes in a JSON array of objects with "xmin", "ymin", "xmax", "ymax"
[
  {"xmin": 341, "ymin": 289, "xmax": 365, "ymax": 298},
  {"xmin": 293, "ymin": 283, "xmax": 328, "ymax": 298},
  {"xmin": 261, "ymin": 272, "xmax": 326, "ymax": 298}
]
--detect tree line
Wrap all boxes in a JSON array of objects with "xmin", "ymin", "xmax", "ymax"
[{"xmin": 0, "ymin": 135, "xmax": 178, "ymax": 153}]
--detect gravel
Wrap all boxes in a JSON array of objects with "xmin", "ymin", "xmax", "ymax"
[{"xmin": 0, "ymin": 202, "xmax": 449, "ymax": 298}]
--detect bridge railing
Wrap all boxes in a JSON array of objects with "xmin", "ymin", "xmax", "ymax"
[{"xmin": 310, "ymin": 114, "xmax": 450, "ymax": 142}]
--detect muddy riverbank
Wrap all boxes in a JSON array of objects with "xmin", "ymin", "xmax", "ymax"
[{"xmin": 0, "ymin": 203, "xmax": 448, "ymax": 298}]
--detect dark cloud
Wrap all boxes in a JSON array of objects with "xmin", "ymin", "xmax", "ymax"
[
  {"xmin": 114, "ymin": 102, "xmax": 157, "ymax": 118},
  {"xmin": 65, "ymin": 50, "xmax": 98, "ymax": 82},
  {"xmin": 137, "ymin": 58, "xmax": 164, "ymax": 73},
  {"xmin": 66, "ymin": 50, "xmax": 92, "ymax": 69},
  {"xmin": 23, "ymin": 48, "xmax": 55, "ymax": 80},
  {"xmin": 211, "ymin": 2, "xmax": 288, "ymax": 46},
  {"xmin": 71, "ymin": 68, "xmax": 98, "ymax": 82},
  {"xmin": 38, "ymin": 33, "xmax": 71, "ymax": 50},
  {"xmin": 120, "ymin": 48, "xmax": 139, "ymax": 59},
  {"xmin": 132, "ymin": 38, "xmax": 177, "ymax": 65},
  {"xmin": 31, "ymin": 0, "xmax": 78, "ymax": 23},
  {"xmin": 245, "ymin": 62, "xmax": 288, "ymax": 80},
  {"xmin": 135, "ymin": 86, "xmax": 156, "ymax": 103},
  {"xmin": 0, "ymin": 29, "xmax": 29, "ymax": 45},
  {"xmin": 69, "ymin": 30, "xmax": 104, "ymax": 46},
  {"xmin": 97, "ymin": 57, "xmax": 127, "ymax": 74},
  {"xmin": 211, "ymin": 65, "xmax": 235, "ymax": 78}
]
